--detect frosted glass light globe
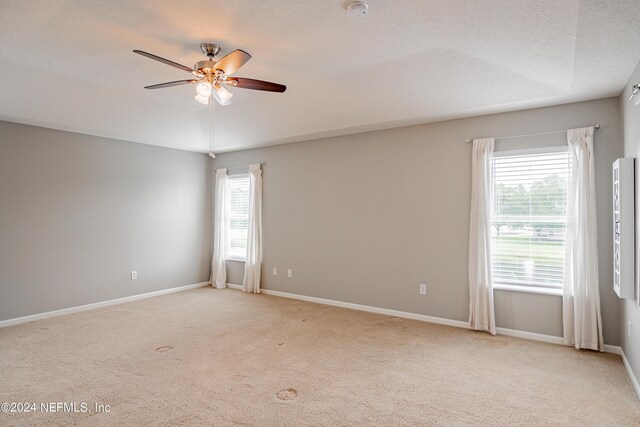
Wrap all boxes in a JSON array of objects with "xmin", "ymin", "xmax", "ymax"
[{"xmin": 196, "ymin": 81, "xmax": 212, "ymax": 97}]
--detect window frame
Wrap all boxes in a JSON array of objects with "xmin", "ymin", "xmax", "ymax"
[
  {"xmin": 490, "ymin": 145, "xmax": 570, "ymax": 296},
  {"xmin": 224, "ymin": 173, "xmax": 250, "ymax": 262}
]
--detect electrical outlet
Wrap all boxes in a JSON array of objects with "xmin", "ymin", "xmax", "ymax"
[
  {"xmin": 629, "ymin": 321, "xmax": 632, "ymax": 338},
  {"xmin": 131, "ymin": 271, "xmax": 138, "ymax": 280},
  {"xmin": 273, "ymin": 267, "xmax": 277, "ymax": 276},
  {"xmin": 419, "ymin": 283, "xmax": 427, "ymax": 295},
  {"xmin": 287, "ymin": 269, "xmax": 293, "ymax": 278}
]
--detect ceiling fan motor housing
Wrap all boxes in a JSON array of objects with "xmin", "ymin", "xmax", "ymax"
[{"xmin": 194, "ymin": 60, "xmax": 219, "ymax": 75}]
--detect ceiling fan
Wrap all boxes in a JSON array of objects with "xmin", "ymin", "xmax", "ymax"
[{"xmin": 133, "ymin": 43, "xmax": 286, "ymax": 105}]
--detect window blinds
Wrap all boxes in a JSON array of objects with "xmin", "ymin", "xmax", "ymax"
[
  {"xmin": 491, "ymin": 149, "xmax": 571, "ymax": 289},
  {"xmin": 226, "ymin": 175, "xmax": 250, "ymax": 260}
]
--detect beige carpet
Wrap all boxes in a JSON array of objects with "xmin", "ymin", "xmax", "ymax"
[{"xmin": 1, "ymin": 288, "xmax": 639, "ymax": 426}]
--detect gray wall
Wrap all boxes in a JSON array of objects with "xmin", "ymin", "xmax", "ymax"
[
  {"xmin": 0, "ymin": 121, "xmax": 212, "ymax": 321},
  {"xmin": 214, "ymin": 97, "xmax": 622, "ymax": 345},
  {"xmin": 621, "ymin": 60, "xmax": 640, "ymax": 381}
]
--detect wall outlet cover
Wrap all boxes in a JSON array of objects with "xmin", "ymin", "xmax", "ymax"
[
  {"xmin": 131, "ymin": 271, "xmax": 137, "ymax": 280},
  {"xmin": 420, "ymin": 284, "xmax": 427, "ymax": 295}
]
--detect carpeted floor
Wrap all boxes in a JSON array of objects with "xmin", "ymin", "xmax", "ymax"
[{"xmin": 1, "ymin": 287, "xmax": 639, "ymax": 426}]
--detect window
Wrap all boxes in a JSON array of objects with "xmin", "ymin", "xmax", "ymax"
[
  {"xmin": 490, "ymin": 147, "xmax": 571, "ymax": 291},
  {"xmin": 225, "ymin": 174, "xmax": 250, "ymax": 260}
]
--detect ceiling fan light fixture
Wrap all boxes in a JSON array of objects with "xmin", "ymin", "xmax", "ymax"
[
  {"xmin": 196, "ymin": 81, "xmax": 212, "ymax": 97},
  {"xmin": 212, "ymin": 83, "xmax": 233, "ymax": 105},
  {"xmin": 195, "ymin": 93, "xmax": 210, "ymax": 105}
]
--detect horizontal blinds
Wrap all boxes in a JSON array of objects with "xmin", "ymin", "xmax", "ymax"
[
  {"xmin": 226, "ymin": 175, "xmax": 250, "ymax": 259},
  {"xmin": 491, "ymin": 151, "xmax": 571, "ymax": 289}
]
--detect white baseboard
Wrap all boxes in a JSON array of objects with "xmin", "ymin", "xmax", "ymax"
[
  {"xmin": 495, "ymin": 329, "xmax": 624, "ymax": 358},
  {"xmin": 620, "ymin": 347, "xmax": 640, "ymax": 399},
  {"xmin": 495, "ymin": 327, "xmax": 565, "ymax": 345},
  {"xmin": 259, "ymin": 288, "xmax": 469, "ymax": 329},
  {"xmin": 0, "ymin": 282, "xmax": 210, "ymax": 328},
  {"xmin": 603, "ymin": 344, "xmax": 622, "ymax": 355},
  {"xmin": 226, "ymin": 283, "xmax": 243, "ymax": 290}
]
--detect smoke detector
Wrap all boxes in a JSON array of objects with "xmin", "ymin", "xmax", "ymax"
[{"xmin": 346, "ymin": 1, "xmax": 369, "ymax": 18}]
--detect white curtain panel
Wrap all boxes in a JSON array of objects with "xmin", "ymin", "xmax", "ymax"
[
  {"xmin": 469, "ymin": 138, "xmax": 496, "ymax": 334},
  {"xmin": 210, "ymin": 169, "xmax": 227, "ymax": 289},
  {"xmin": 564, "ymin": 127, "xmax": 603, "ymax": 351},
  {"xmin": 243, "ymin": 164, "xmax": 263, "ymax": 294}
]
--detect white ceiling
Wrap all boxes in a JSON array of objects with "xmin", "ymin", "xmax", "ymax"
[{"xmin": 1, "ymin": 0, "xmax": 639, "ymax": 153}]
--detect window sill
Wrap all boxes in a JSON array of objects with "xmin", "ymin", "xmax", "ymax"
[
  {"xmin": 493, "ymin": 284, "xmax": 563, "ymax": 296},
  {"xmin": 226, "ymin": 258, "xmax": 246, "ymax": 262}
]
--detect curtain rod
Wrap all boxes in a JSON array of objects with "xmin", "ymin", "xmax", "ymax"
[
  {"xmin": 465, "ymin": 124, "xmax": 600, "ymax": 144},
  {"xmin": 213, "ymin": 162, "xmax": 264, "ymax": 172}
]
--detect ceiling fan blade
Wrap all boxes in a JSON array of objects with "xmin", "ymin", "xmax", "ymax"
[
  {"xmin": 144, "ymin": 79, "xmax": 199, "ymax": 89},
  {"xmin": 214, "ymin": 49, "xmax": 251, "ymax": 75},
  {"xmin": 133, "ymin": 50, "xmax": 195, "ymax": 74},
  {"xmin": 226, "ymin": 77, "xmax": 286, "ymax": 93}
]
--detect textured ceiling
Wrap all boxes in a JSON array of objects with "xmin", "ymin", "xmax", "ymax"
[{"xmin": 1, "ymin": 0, "xmax": 639, "ymax": 153}]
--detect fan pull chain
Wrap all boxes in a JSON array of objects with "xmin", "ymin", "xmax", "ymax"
[{"xmin": 208, "ymin": 97, "xmax": 216, "ymax": 158}]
